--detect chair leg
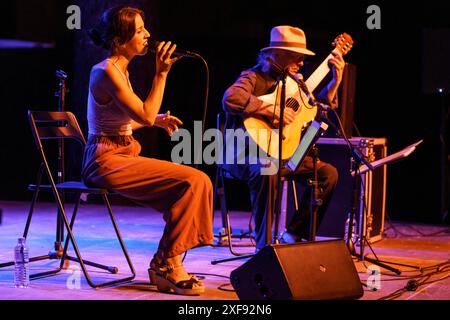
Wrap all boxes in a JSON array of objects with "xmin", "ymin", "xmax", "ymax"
[
  {"xmin": 23, "ymin": 188, "xmax": 39, "ymax": 239},
  {"xmin": 219, "ymin": 172, "xmax": 229, "ymax": 233},
  {"xmin": 101, "ymin": 194, "xmax": 136, "ymax": 281},
  {"xmin": 291, "ymin": 180, "xmax": 299, "ymax": 211},
  {"xmin": 23, "ymin": 163, "xmax": 45, "ymax": 238},
  {"xmin": 60, "ymin": 194, "xmax": 109, "ymax": 272},
  {"xmin": 29, "ymin": 187, "xmax": 134, "ymax": 288},
  {"xmin": 213, "ymin": 168, "xmax": 225, "ymax": 244},
  {"xmin": 59, "ymin": 194, "xmax": 80, "ymax": 270},
  {"xmin": 216, "ymin": 172, "xmax": 254, "ymax": 256},
  {"xmin": 274, "ymin": 180, "xmax": 299, "ymax": 242},
  {"xmin": 0, "ymin": 165, "xmax": 51, "ymax": 269},
  {"xmin": 275, "ymin": 180, "xmax": 289, "ymax": 242},
  {"xmin": 216, "ymin": 172, "xmax": 230, "ymax": 245},
  {"xmin": 213, "ymin": 167, "xmax": 219, "ymax": 217},
  {"xmin": 56, "ymin": 193, "xmax": 136, "ymax": 288},
  {"xmin": 28, "ymin": 189, "xmax": 74, "ymax": 280}
]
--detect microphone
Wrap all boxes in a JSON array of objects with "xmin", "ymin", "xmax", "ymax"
[{"xmin": 146, "ymin": 40, "xmax": 200, "ymax": 59}]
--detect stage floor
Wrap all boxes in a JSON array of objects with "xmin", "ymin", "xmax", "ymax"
[{"xmin": 0, "ymin": 200, "xmax": 449, "ymax": 300}]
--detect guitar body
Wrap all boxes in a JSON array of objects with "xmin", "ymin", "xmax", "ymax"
[
  {"xmin": 243, "ymin": 76, "xmax": 317, "ymax": 159},
  {"xmin": 242, "ymin": 33, "xmax": 354, "ymax": 160}
]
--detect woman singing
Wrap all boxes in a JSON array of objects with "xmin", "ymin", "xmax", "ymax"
[{"xmin": 83, "ymin": 5, "xmax": 213, "ymax": 295}]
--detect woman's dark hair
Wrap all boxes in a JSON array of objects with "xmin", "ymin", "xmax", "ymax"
[{"xmin": 88, "ymin": 5, "xmax": 144, "ymax": 52}]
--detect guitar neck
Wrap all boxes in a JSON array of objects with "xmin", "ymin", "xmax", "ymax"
[{"xmin": 305, "ymin": 53, "xmax": 334, "ymax": 92}]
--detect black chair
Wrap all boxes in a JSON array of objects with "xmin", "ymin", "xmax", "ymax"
[
  {"xmin": 213, "ymin": 112, "xmax": 299, "ymax": 259},
  {"xmin": 214, "ymin": 162, "xmax": 254, "ymax": 256},
  {"xmin": 0, "ymin": 111, "xmax": 135, "ymax": 288}
]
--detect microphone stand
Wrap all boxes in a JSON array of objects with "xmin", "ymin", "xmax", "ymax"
[
  {"xmin": 53, "ymin": 70, "xmax": 67, "ymax": 259},
  {"xmin": 265, "ymin": 58, "xmax": 324, "ymax": 243},
  {"xmin": 272, "ymin": 69, "xmax": 287, "ymax": 244},
  {"xmin": 212, "ymin": 60, "xmax": 290, "ymax": 264},
  {"xmin": 0, "ymin": 70, "xmax": 68, "ymax": 271}
]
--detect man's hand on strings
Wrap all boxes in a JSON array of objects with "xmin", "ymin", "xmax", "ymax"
[
  {"xmin": 272, "ymin": 105, "xmax": 296, "ymax": 126},
  {"xmin": 329, "ymin": 49, "xmax": 345, "ymax": 85}
]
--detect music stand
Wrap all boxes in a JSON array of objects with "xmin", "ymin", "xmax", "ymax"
[
  {"xmin": 347, "ymin": 140, "xmax": 423, "ymax": 275},
  {"xmin": 351, "ymin": 140, "xmax": 423, "ymax": 176},
  {"xmin": 346, "ymin": 139, "xmax": 424, "ymax": 275}
]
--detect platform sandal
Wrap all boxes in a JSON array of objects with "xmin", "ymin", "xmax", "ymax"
[{"xmin": 148, "ymin": 257, "xmax": 205, "ymax": 296}]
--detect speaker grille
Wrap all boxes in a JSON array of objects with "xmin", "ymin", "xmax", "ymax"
[{"xmin": 231, "ymin": 240, "xmax": 363, "ymax": 300}]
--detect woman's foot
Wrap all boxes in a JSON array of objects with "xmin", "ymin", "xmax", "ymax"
[{"xmin": 149, "ymin": 254, "xmax": 204, "ymax": 296}]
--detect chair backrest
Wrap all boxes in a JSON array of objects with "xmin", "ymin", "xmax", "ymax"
[
  {"xmin": 216, "ymin": 111, "xmax": 239, "ymax": 180},
  {"xmin": 28, "ymin": 111, "xmax": 86, "ymax": 149},
  {"xmin": 216, "ymin": 112, "xmax": 226, "ymax": 135},
  {"xmin": 28, "ymin": 111, "xmax": 87, "ymax": 187}
]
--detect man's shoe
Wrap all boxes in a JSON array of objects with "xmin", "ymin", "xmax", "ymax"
[{"xmin": 279, "ymin": 231, "xmax": 301, "ymax": 244}]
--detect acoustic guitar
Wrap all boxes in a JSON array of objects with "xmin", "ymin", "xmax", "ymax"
[{"xmin": 243, "ymin": 33, "xmax": 354, "ymax": 160}]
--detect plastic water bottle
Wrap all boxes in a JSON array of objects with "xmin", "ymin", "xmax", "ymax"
[
  {"xmin": 344, "ymin": 213, "xmax": 357, "ymax": 245},
  {"xmin": 14, "ymin": 237, "xmax": 29, "ymax": 288}
]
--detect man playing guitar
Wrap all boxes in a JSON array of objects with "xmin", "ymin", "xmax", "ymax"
[{"xmin": 221, "ymin": 25, "xmax": 347, "ymax": 251}]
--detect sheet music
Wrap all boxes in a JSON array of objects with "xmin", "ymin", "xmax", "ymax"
[{"xmin": 352, "ymin": 140, "xmax": 423, "ymax": 175}]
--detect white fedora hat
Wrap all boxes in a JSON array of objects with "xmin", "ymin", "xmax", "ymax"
[{"xmin": 260, "ymin": 25, "xmax": 315, "ymax": 56}]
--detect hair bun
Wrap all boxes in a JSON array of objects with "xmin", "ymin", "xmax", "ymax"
[{"xmin": 89, "ymin": 6, "xmax": 144, "ymax": 52}]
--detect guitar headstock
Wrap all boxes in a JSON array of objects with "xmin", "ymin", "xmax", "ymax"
[{"xmin": 332, "ymin": 33, "xmax": 353, "ymax": 56}]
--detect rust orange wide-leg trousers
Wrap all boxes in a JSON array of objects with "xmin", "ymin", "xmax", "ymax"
[{"xmin": 82, "ymin": 135, "xmax": 214, "ymax": 258}]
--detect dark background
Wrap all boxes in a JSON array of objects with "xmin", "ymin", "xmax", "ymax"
[{"xmin": 0, "ymin": 0, "xmax": 448, "ymax": 224}]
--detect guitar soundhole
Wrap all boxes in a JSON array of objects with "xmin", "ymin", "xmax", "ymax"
[{"xmin": 286, "ymin": 98, "xmax": 300, "ymax": 112}]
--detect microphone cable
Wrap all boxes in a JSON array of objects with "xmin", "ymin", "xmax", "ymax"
[{"xmin": 195, "ymin": 53, "xmax": 210, "ymax": 169}]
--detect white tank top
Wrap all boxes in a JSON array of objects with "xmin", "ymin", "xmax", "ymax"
[{"xmin": 87, "ymin": 60, "xmax": 133, "ymax": 136}]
